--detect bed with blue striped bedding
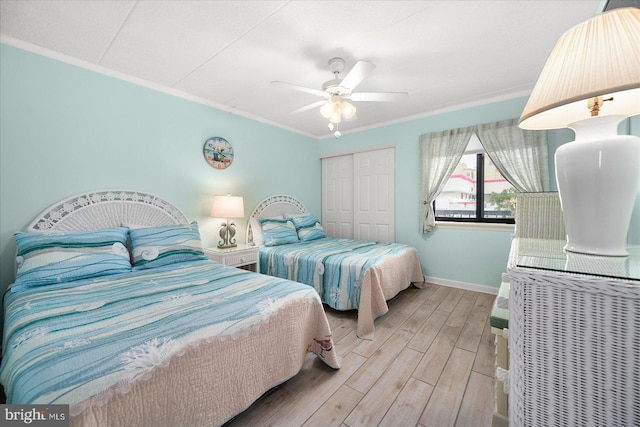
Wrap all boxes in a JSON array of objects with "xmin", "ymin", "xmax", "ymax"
[
  {"xmin": 260, "ymin": 237, "xmax": 425, "ymax": 339},
  {"xmin": 0, "ymin": 259, "xmax": 340, "ymax": 425}
]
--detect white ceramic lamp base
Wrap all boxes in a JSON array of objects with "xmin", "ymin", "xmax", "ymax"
[{"xmin": 556, "ymin": 115, "xmax": 640, "ymax": 256}]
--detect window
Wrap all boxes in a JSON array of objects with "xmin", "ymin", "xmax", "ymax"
[{"xmin": 435, "ymin": 134, "xmax": 516, "ymax": 223}]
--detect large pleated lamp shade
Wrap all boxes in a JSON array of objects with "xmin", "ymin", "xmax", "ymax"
[
  {"xmin": 520, "ymin": 7, "xmax": 640, "ymax": 130},
  {"xmin": 211, "ymin": 195, "xmax": 245, "ymax": 220}
]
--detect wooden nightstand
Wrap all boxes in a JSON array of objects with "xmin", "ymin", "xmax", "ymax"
[{"xmin": 204, "ymin": 244, "xmax": 260, "ymax": 273}]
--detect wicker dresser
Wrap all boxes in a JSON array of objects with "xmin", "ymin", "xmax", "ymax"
[
  {"xmin": 508, "ymin": 238, "xmax": 640, "ymax": 427},
  {"xmin": 490, "ymin": 192, "xmax": 566, "ymax": 426},
  {"xmin": 490, "ymin": 280, "xmax": 510, "ymax": 427}
]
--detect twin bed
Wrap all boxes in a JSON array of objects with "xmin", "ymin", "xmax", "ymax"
[
  {"xmin": 1, "ymin": 190, "xmax": 425, "ymax": 426},
  {"xmin": 248, "ymin": 195, "xmax": 426, "ymax": 340}
]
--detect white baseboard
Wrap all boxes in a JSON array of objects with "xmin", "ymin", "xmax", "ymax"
[{"xmin": 423, "ymin": 275, "xmax": 499, "ymax": 295}]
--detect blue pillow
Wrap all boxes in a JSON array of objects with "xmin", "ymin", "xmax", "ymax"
[
  {"xmin": 14, "ymin": 227, "xmax": 131, "ymax": 287},
  {"xmin": 259, "ymin": 218, "xmax": 300, "ymax": 246},
  {"xmin": 129, "ymin": 221, "xmax": 207, "ymax": 269},
  {"xmin": 291, "ymin": 215, "xmax": 327, "ymax": 242}
]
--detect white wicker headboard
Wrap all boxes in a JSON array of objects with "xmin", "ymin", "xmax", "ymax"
[
  {"xmin": 246, "ymin": 195, "xmax": 308, "ymax": 245},
  {"xmin": 27, "ymin": 190, "xmax": 189, "ymax": 232}
]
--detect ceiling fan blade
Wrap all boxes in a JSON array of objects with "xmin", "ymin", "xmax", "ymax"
[
  {"xmin": 350, "ymin": 92, "xmax": 409, "ymax": 102},
  {"xmin": 290, "ymin": 100, "xmax": 327, "ymax": 114},
  {"xmin": 340, "ymin": 61, "xmax": 376, "ymax": 90},
  {"xmin": 271, "ymin": 81, "xmax": 328, "ymax": 98}
]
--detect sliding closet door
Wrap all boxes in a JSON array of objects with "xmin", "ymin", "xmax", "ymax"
[
  {"xmin": 353, "ymin": 148, "xmax": 395, "ymax": 243},
  {"xmin": 322, "ymin": 154, "xmax": 354, "ymax": 238},
  {"xmin": 322, "ymin": 147, "xmax": 395, "ymax": 242}
]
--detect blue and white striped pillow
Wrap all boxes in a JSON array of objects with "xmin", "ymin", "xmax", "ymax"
[
  {"xmin": 291, "ymin": 215, "xmax": 327, "ymax": 242},
  {"xmin": 259, "ymin": 218, "xmax": 300, "ymax": 246},
  {"xmin": 14, "ymin": 227, "xmax": 131, "ymax": 288},
  {"xmin": 129, "ymin": 221, "xmax": 207, "ymax": 269}
]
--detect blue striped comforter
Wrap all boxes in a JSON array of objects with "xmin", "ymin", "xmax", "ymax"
[
  {"xmin": 260, "ymin": 237, "xmax": 417, "ymax": 311},
  {"xmin": 0, "ymin": 260, "xmax": 338, "ymax": 409}
]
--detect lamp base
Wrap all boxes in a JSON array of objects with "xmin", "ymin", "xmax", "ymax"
[
  {"xmin": 557, "ymin": 115, "xmax": 640, "ymax": 257},
  {"xmin": 217, "ymin": 243, "xmax": 238, "ymax": 249},
  {"xmin": 217, "ymin": 220, "xmax": 237, "ymax": 250}
]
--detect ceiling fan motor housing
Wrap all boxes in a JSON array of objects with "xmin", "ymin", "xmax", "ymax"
[
  {"xmin": 323, "ymin": 58, "xmax": 350, "ymax": 96},
  {"xmin": 322, "ymin": 79, "xmax": 350, "ymax": 96},
  {"xmin": 328, "ymin": 57, "xmax": 345, "ymax": 74}
]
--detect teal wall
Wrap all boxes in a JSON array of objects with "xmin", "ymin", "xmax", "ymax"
[
  {"xmin": 318, "ymin": 98, "xmax": 530, "ymax": 289},
  {"xmin": 318, "ymin": 98, "xmax": 640, "ymax": 289},
  {"xmin": 0, "ymin": 44, "xmax": 320, "ymax": 307}
]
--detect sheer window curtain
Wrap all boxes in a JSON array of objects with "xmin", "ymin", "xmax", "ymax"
[
  {"xmin": 476, "ymin": 118, "xmax": 550, "ymax": 192},
  {"xmin": 419, "ymin": 126, "xmax": 475, "ymax": 232}
]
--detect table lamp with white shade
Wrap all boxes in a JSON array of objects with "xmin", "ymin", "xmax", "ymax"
[
  {"xmin": 519, "ymin": 7, "xmax": 640, "ymax": 256},
  {"xmin": 211, "ymin": 194, "xmax": 245, "ymax": 249}
]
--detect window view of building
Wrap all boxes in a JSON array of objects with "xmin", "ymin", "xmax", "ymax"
[
  {"xmin": 436, "ymin": 154, "xmax": 478, "ymax": 214},
  {"xmin": 482, "ymin": 155, "xmax": 517, "ymax": 219},
  {"xmin": 435, "ymin": 150, "xmax": 516, "ymax": 222}
]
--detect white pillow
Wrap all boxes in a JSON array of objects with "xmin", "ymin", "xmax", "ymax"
[{"xmin": 250, "ymin": 217, "xmax": 264, "ymax": 246}]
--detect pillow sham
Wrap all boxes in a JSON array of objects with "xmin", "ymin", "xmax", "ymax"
[
  {"xmin": 14, "ymin": 227, "xmax": 131, "ymax": 288},
  {"xmin": 250, "ymin": 216, "xmax": 283, "ymax": 246},
  {"xmin": 259, "ymin": 218, "xmax": 300, "ymax": 247},
  {"xmin": 129, "ymin": 221, "xmax": 208, "ymax": 269},
  {"xmin": 291, "ymin": 215, "xmax": 327, "ymax": 242}
]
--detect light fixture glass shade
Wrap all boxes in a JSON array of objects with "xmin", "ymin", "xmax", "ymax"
[
  {"xmin": 339, "ymin": 101, "xmax": 356, "ymax": 119},
  {"xmin": 320, "ymin": 101, "xmax": 335, "ymax": 119},
  {"xmin": 519, "ymin": 7, "xmax": 640, "ymax": 130},
  {"xmin": 211, "ymin": 195, "xmax": 245, "ymax": 219},
  {"xmin": 329, "ymin": 109, "xmax": 342, "ymax": 124}
]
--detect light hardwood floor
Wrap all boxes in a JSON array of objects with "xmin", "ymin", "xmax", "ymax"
[{"xmin": 225, "ymin": 283, "xmax": 497, "ymax": 427}]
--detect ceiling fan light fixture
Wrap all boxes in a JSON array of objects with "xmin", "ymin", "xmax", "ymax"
[{"xmin": 275, "ymin": 57, "xmax": 407, "ymax": 136}]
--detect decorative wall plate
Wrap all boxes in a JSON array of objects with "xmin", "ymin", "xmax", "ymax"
[{"xmin": 203, "ymin": 137, "xmax": 234, "ymax": 169}]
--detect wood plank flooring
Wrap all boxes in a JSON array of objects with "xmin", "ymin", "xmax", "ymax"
[{"xmin": 225, "ymin": 284, "xmax": 497, "ymax": 427}]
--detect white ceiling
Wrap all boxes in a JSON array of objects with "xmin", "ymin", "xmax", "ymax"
[{"xmin": 0, "ymin": 0, "xmax": 604, "ymax": 138}]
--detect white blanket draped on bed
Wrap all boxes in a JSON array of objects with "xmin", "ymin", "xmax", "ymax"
[{"xmin": 260, "ymin": 238, "xmax": 425, "ymax": 339}]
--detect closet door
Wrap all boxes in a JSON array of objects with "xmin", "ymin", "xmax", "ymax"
[
  {"xmin": 353, "ymin": 148, "xmax": 395, "ymax": 243},
  {"xmin": 321, "ymin": 155, "xmax": 354, "ymax": 238},
  {"xmin": 322, "ymin": 147, "xmax": 396, "ymax": 242}
]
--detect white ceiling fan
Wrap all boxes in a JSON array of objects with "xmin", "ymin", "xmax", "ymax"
[{"xmin": 272, "ymin": 58, "xmax": 409, "ymax": 134}]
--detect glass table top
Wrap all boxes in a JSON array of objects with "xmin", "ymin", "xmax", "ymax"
[{"xmin": 515, "ymin": 238, "xmax": 640, "ymax": 282}]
